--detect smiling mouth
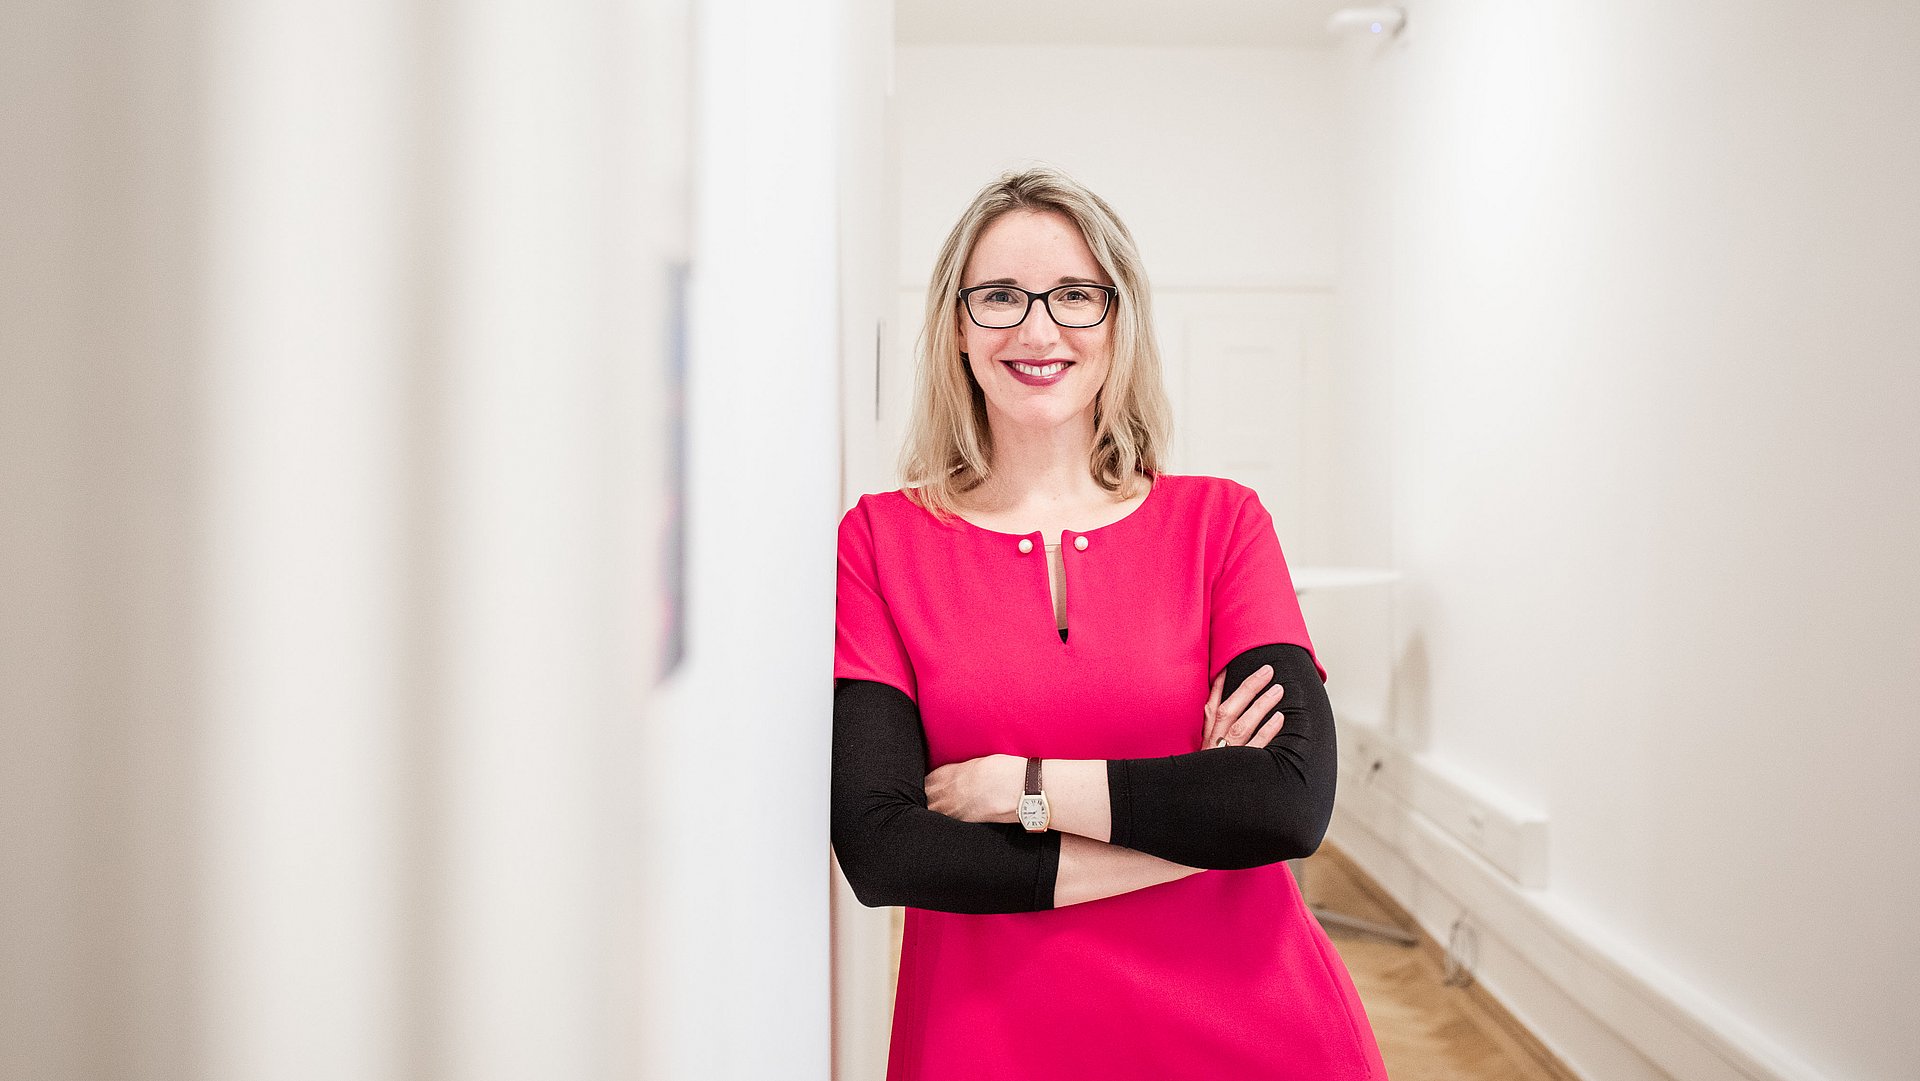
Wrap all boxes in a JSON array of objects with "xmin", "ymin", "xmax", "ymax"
[{"xmin": 1005, "ymin": 360, "xmax": 1071, "ymax": 378}]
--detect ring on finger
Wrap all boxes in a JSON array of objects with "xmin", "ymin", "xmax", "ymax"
[{"xmin": 1215, "ymin": 737, "xmax": 1229, "ymax": 748}]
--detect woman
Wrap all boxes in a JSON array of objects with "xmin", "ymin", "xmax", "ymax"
[{"xmin": 831, "ymin": 166, "xmax": 1389, "ymax": 1079}]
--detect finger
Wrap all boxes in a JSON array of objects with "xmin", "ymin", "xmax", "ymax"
[
  {"xmin": 1202, "ymin": 670, "xmax": 1226, "ymax": 747},
  {"xmin": 1246, "ymin": 707, "xmax": 1287, "ymax": 750},
  {"xmin": 928, "ymin": 790, "xmax": 956, "ymax": 819},
  {"xmin": 1226, "ymin": 684, "xmax": 1286, "ymax": 743},
  {"xmin": 1219, "ymin": 664, "xmax": 1275, "ymax": 721},
  {"xmin": 923, "ymin": 768, "xmax": 948, "ymax": 811}
]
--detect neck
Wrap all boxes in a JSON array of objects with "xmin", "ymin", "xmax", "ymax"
[{"xmin": 974, "ymin": 410, "xmax": 1105, "ymax": 511}]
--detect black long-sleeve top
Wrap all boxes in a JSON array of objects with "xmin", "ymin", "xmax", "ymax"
[{"xmin": 830, "ymin": 640, "xmax": 1336, "ymax": 913}]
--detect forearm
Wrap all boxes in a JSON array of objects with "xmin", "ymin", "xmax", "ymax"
[
  {"xmin": 1105, "ymin": 643, "xmax": 1335, "ymax": 869},
  {"xmin": 834, "ymin": 675, "xmax": 1192, "ymax": 913},
  {"xmin": 834, "ymin": 806, "xmax": 1062, "ymax": 913},
  {"xmin": 1039, "ymin": 644, "xmax": 1331, "ymax": 867},
  {"xmin": 1035, "ymin": 758, "xmax": 1110, "ymax": 842},
  {"xmin": 1052, "ymin": 832, "xmax": 1201, "ymax": 907},
  {"xmin": 834, "ymin": 678, "xmax": 1060, "ymax": 913}
]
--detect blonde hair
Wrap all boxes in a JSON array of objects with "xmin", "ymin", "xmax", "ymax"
[{"xmin": 898, "ymin": 165, "xmax": 1173, "ymax": 521}]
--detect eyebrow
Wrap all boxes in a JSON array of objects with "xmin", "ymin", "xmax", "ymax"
[{"xmin": 970, "ymin": 275, "xmax": 1105, "ymax": 287}]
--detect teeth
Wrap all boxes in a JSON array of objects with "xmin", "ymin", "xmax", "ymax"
[{"xmin": 1010, "ymin": 361, "xmax": 1066, "ymax": 377}]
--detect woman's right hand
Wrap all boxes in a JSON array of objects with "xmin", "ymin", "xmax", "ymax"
[{"xmin": 1201, "ymin": 664, "xmax": 1287, "ymax": 751}]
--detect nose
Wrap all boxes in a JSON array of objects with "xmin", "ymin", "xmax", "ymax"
[{"xmin": 1014, "ymin": 296, "xmax": 1062, "ymax": 348}]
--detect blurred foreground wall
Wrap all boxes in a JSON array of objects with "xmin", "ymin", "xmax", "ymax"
[{"xmin": 0, "ymin": 0, "xmax": 857, "ymax": 1079}]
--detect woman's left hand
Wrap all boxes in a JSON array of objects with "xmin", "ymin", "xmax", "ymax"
[{"xmin": 926, "ymin": 753, "xmax": 1025, "ymax": 824}]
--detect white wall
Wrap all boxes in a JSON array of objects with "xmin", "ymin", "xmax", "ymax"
[
  {"xmin": 830, "ymin": 7, "xmax": 902, "ymax": 1081},
  {"xmin": 895, "ymin": 45, "xmax": 1341, "ymax": 291},
  {"xmin": 838, "ymin": 9, "xmax": 905, "ymax": 503},
  {"xmin": 1335, "ymin": 3, "xmax": 1920, "ymax": 1080},
  {"xmin": 1, "ymin": 4, "xmax": 206, "ymax": 1076},
  {"xmin": 641, "ymin": 2, "xmax": 854, "ymax": 1079}
]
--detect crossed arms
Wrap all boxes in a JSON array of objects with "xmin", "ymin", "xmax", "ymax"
[{"xmin": 829, "ymin": 641, "xmax": 1336, "ymax": 913}]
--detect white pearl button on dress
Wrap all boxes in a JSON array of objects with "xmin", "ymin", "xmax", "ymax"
[
  {"xmin": 1074, "ymin": 536, "xmax": 1089, "ymax": 551},
  {"xmin": 1017, "ymin": 538, "xmax": 1034, "ymax": 554}
]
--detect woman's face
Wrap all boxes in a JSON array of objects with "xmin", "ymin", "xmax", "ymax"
[{"xmin": 957, "ymin": 209, "xmax": 1115, "ymax": 440}]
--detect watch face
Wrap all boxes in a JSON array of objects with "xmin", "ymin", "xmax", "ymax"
[{"xmin": 1018, "ymin": 795, "xmax": 1049, "ymax": 830}]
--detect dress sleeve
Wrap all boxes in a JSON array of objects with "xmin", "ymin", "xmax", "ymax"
[
  {"xmin": 832, "ymin": 679, "xmax": 1062, "ymax": 912},
  {"xmin": 830, "ymin": 499, "xmax": 1061, "ymax": 912},
  {"xmin": 1105, "ymin": 489, "xmax": 1334, "ymax": 870},
  {"xmin": 1104, "ymin": 642, "xmax": 1336, "ymax": 871},
  {"xmin": 834, "ymin": 499, "xmax": 919, "ymax": 702},
  {"xmin": 1207, "ymin": 485, "xmax": 1327, "ymax": 683}
]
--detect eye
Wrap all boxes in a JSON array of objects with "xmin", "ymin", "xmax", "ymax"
[
  {"xmin": 1055, "ymin": 287, "xmax": 1093, "ymax": 303},
  {"xmin": 980, "ymin": 288, "xmax": 1019, "ymax": 304}
]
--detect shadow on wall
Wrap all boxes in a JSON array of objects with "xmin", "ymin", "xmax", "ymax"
[{"xmin": 1387, "ymin": 629, "xmax": 1432, "ymax": 752}]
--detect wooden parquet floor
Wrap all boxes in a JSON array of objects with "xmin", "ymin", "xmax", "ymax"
[{"xmin": 1298, "ymin": 844, "xmax": 1579, "ymax": 1081}]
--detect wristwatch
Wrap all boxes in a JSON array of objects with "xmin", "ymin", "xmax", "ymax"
[{"xmin": 1018, "ymin": 757, "xmax": 1051, "ymax": 832}]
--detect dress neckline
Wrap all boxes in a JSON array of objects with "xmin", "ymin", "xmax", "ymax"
[{"xmin": 939, "ymin": 473, "xmax": 1164, "ymax": 541}]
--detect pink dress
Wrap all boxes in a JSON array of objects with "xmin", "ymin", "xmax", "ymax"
[{"xmin": 835, "ymin": 473, "xmax": 1389, "ymax": 1080}]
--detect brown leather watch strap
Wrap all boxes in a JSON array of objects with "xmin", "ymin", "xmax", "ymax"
[{"xmin": 1025, "ymin": 756, "xmax": 1042, "ymax": 795}]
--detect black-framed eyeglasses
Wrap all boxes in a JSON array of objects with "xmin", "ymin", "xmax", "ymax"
[{"xmin": 956, "ymin": 282, "xmax": 1118, "ymax": 329}]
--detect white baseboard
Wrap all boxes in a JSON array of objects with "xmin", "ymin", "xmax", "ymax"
[
  {"xmin": 1339, "ymin": 722, "xmax": 1549, "ymax": 888},
  {"xmin": 1329, "ymin": 724, "xmax": 1829, "ymax": 1081}
]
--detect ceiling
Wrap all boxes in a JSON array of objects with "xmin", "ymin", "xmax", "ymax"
[{"xmin": 895, "ymin": 0, "xmax": 1359, "ymax": 49}]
